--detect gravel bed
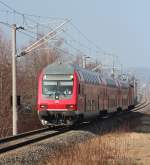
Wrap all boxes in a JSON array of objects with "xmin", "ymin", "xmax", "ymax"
[
  {"xmin": 0, "ymin": 109, "xmax": 145, "ymax": 165},
  {"xmin": 0, "ymin": 130, "xmax": 94, "ymax": 165}
]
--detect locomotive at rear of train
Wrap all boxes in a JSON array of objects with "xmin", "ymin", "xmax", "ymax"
[{"xmin": 37, "ymin": 63, "xmax": 136, "ymax": 126}]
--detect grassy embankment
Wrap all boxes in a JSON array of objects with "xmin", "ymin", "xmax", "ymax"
[{"xmin": 46, "ymin": 128, "xmax": 135, "ymax": 165}]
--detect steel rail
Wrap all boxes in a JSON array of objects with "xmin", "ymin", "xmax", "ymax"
[
  {"xmin": 0, "ymin": 127, "xmax": 50, "ymax": 143},
  {"xmin": 0, "ymin": 126, "xmax": 70, "ymax": 154},
  {"xmin": 132, "ymin": 100, "xmax": 150, "ymax": 112}
]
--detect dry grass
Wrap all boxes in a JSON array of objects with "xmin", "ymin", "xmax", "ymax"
[
  {"xmin": 0, "ymin": 116, "xmax": 12, "ymax": 138},
  {"xmin": 46, "ymin": 131, "xmax": 134, "ymax": 165}
]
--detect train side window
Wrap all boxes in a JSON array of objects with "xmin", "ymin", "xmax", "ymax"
[
  {"xmin": 78, "ymin": 83, "xmax": 80, "ymax": 94},
  {"xmin": 78, "ymin": 72, "xmax": 81, "ymax": 81},
  {"xmin": 80, "ymin": 84, "xmax": 84, "ymax": 95},
  {"xmin": 103, "ymin": 88, "xmax": 105, "ymax": 97},
  {"xmin": 105, "ymin": 88, "xmax": 107, "ymax": 97},
  {"xmin": 82, "ymin": 86, "xmax": 84, "ymax": 95}
]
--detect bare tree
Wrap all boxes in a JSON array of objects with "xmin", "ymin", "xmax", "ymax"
[
  {"xmin": 0, "ymin": 29, "xmax": 69, "ymax": 136},
  {"xmin": 0, "ymin": 29, "xmax": 12, "ymax": 137}
]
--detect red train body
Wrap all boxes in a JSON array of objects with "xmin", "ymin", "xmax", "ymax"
[{"xmin": 37, "ymin": 63, "xmax": 135, "ymax": 126}]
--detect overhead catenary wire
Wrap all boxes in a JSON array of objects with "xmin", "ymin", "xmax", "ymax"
[
  {"xmin": 70, "ymin": 22, "xmax": 108, "ymax": 55},
  {"xmin": 16, "ymin": 20, "xmax": 70, "ymax": 57},
  {"xmin": 23, "ymin": 28, "xmax": 43, "ymax": 38},
  {"xmin": 0, "ymin": 1, "xmax": 109, "ymax": 55},
  {"xmin": 0, "ymin": 21, "xmax": 12, "ymax": 28},
  {"xmin": 0, "ymin": 0, "xmax": 122, "ymax": 69},
  {"xmin": 0, "ymin": 1, "xmax": 67, "ymax": 27},
  {"xmin": 0, "ymin": 10, "xmax": 65, "ymax": 32},
  {"xmin": 35, "ymin": 46, "xmax": 76, "ymax": 58},
  {"xmin": 17, "ymin": 25, "xmax": 92, "ymax": 59},
  {"xmin": 17, "ymin": 29, "xmax": 37, "ymax": 40},
  {"xmin": 0, "ymin": 22, "xmax": 116, "ymax": 70},
  {"xmin": 0, "ymin": 1, "xmax": 17, "ymax": 13},
  {"xmin": 0, "ymin": 2, "xmax": 75, "ymax": 58},
  {"xmin": 0, "ymin": 8, "xmax": 99, "ymax": 57},
  {"xmin": 62, "ymin": 29, "xmax": 98, "ymax": 53},
  {"xmin": 0, "ymin": 1, "xmax": 108, "ymax": 54},
  {"xmin": 23, "ymin": 19, "xmax": 70, "ymax": 53},
  {"xmin": 0, "ymin": 1, "xmax": 66, "ymax": 21}
]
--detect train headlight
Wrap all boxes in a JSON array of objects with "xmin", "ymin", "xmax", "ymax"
[
  {"xmin": 66, "ymin": 104, "xmax": 76, "ymax": 110},
  {"xmin": 70, "ymin": 75, "xmax": 73, "ymax": 80},
  {"xmin": 40, "ymin": 104, "xmax": 48, "ymax": 109}
]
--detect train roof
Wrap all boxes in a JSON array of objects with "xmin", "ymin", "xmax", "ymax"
[
  {"xmin": 43, "ymin": 63, "xmax": 129, "ymax": 88},
  {"xmin": 105, "ymin": 77, "xmax": 118, "ymax": 87},
  {"xmin": 76, "ymin": 66, "xmax": 101, "ymax": 84},
  {"xmin": 43, "ymin": 63, "xmax": 74, "ymax": 75},
  {"xmin": 118, "ymin": 80, "xmax": 129, "ymax": 89}
]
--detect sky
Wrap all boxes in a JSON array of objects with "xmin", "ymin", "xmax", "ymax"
[{"xmin": 1, "ymin": 0, "xmax": 150, "ymax": 69}]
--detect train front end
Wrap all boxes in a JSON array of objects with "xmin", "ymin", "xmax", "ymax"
[{"xmin": 37, "ymin": 64, "xmax": 78, "ymax": 126}]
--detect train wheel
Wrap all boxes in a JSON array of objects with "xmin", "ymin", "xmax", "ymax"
[
  {"xmin": 99, "ymin": 110, "xmax": 107, "ymax": 116},
  {"xmin": 117, "ymin": 107, "xmax": 122, "ymax": 113}
]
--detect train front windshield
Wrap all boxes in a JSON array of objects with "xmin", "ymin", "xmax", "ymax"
[{"xmin": 42, "ymin": 78, "xmax": 73, "ymax": 100}]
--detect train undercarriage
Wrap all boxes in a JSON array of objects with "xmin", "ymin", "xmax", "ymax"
[
  {"xmin": 38, "ymin": 105, "xmax": 135, "ymax": 127},
  {"xmin": 38, "ymin": 110, "xmax": 82, "ymax": 126}
]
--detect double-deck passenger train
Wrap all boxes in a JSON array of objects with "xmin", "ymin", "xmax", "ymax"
[{"xmin": 37, "ymin": 63, "xmax": 136, "ymax": 126}]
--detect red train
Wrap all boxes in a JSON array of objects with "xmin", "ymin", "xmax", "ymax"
[{"xmin": 37, "ymin": 63, "xmax": 136, "ymax": 126}]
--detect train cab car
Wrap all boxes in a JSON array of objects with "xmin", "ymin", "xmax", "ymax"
[{"xmin": 37, "ymin": 63, "xmax": 79, "ymax": 125}]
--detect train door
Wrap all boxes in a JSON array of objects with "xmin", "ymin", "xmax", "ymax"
[
  {"xmin": 98, "ymin": 95, "xmax": 100, "ymax": 111},
  {"xmin": 77, "ymin": 83, "xmax": 85, "ymax": 112},
  {"xmin": 84, "ymin": 94, "xmax": 86, "ymax": 112},
  {"xmin": 102, "ymin": 86, "xmax": 105, "ymax": 110},
  {"xmin": 99, "ymin": 85, "xmax": 103, "ymax": 112}
]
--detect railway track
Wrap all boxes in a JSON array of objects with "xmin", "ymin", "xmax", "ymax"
[
  {"xmin": 114, "ymin": 100, "xmax": 150, "ymax": 119},
  {"xmin": 0, "ymin": 101, "xmax": 149, "ymax": 155},
  {"xmin": 131, "ymin": 100, "xmax": 150, "ymax": 112},
  {"xmin": 0, "ymin": 126, "xmax": 71, "ymax": 154}
]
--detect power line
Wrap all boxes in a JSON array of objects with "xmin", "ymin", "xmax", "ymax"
[
  {"xmin": 0, "ymin": 21, "xmax": 12, "ymax": 28},
  {"xmin": 0, "ymin": 8, "xmax": 67, "ymax": 32},
  {"xmin": 23, "ymin": 28, "xmax": 43, "ymax": 38},
  {"xmin": 0, "ymin": 1, "xmax": 105, "ymax": 54},
  {"xmin": 0, "ymin": 22, "xmax": 39, "ymax": 41},
  {"xmin": 0, "ymin": 1, "xmax": 66, "ymax": 22},
  {"xmin": 0, "ymin": 1, "xmax": 119, "ymax": 66},
  {"xmin": 62, "ymin": 29, "xmax": 97, "ymax": 52},
  {"xmin": 17, "ymin": 29, "xmax": 36, "ymax": 39},
  {"xmin": 0, "ymin": 1, "xmax": 17, "ymax": 13},
  {"xmin": 0, "ymin": 1, "xmax": 66, "ymax": 20},
  {"xmin": 0, "ymin": 8, "xmax": 67, "ymax": 37},
  {"xmin": 21, "ymin": 13, "xmax": 67, "ymax": 21},
  {"xmin": 63, "ymin": 40, "xmax": 83, "ymax": 53},
  {"xmin": 70, "ymin": 22, "xmax": 107, "ymax": 54}
]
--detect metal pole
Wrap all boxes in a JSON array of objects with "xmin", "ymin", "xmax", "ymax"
[
  {"xmin": 36, "ymin": 23, "xmax": 39, "ymax": 40},
  {"xmin": 82, "ymin": 56, "xmax": 86, "ymax": 68},
  {"xmin": 0, "ymin": 70, "xmax": 2, "ymax": 110},
  {"xmin": 12, "ymin": 24, "xmax": 17, "ymax": 135},
  {"xmin": 112, "ymin": 57, "xmax": 115, "ymax": 78},
  {"xmin": 82, "ymin": 56, "xmax": 91, "ymax": 69}
]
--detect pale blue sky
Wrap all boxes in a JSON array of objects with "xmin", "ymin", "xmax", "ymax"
[{"xmin": 1, "ymin": 0, "xmax": 150, "ymax": 68}]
